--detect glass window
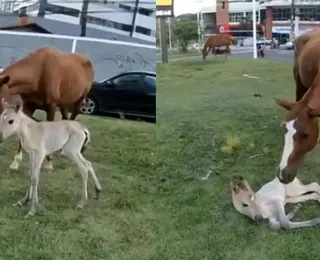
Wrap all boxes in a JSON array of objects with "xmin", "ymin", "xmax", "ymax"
[
  {"xmin": 138, "ymin": 7, "xmax": 154, "ymax": 16},
  {"xmin": 229, "ymin": 12, "xmax": 244, "ymax": 23},
  {"xmin": 300, "ymin": 7, "xmax": 320, "ymax": 21},
  {"xmin": 45, "ymin": 4, "xmax": 80, "ymax": 17},
  {"xmin": 245, "ymin": 11, "xmax": 259, "ymax": 22},
  {"xmin": 136, "ymin": 26, "xmax": 151, "ymax": 36},
  {"xmin": 113, "ymin": 74, "xmax": 141, "ymax": 90},
  {"xmin": 272, "ymin": 8, "xmax": 291, "ymax": 21}
]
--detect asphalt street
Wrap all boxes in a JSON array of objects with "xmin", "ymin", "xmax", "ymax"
[{"xmin": 159, "ymin": 48, "xmax": 294, "ymax": 63}]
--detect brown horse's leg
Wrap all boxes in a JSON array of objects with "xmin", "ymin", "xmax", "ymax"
[
  {"xmin": 42, "ymin": 104, "xmax": 57, "ymax": 170},
  {"xmin": 60, "ymin": 106, "xmax": 69, "ymax": 120},
  {"xmin": 225, "ymin": 45, "xmax": 231, "ymax": 59},
  {"xmin": 69, "ymin": 99, "xmax": 83, "ymax": 120},
  {"xmin": 9, "ymin": 103, "xmax": 36, "ymax": 171}
]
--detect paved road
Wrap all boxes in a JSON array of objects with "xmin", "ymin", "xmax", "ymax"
[
  {"xmin": 236, "ymin": 48, "xmax": 294, "ymax": 62},
  {"xmin": 158, "ymin": 48, "xmax": 294, "ymax": 63}
]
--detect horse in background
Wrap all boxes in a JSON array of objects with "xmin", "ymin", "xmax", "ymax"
[
  {"xmin": 202, "ymin": 34, "xmax": 234, "ymax": 60},
  {"xmin": 0, "ymin": 46, "xmax": 94, "ymax": 171},
  {"xmin": 275, "ymin": 30, "xmax": 320, "ymax": 184}
]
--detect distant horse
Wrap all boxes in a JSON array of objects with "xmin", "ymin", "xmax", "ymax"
[
  {"xmin": 0, "ymin": 46, "xmax": 94, "ymax": 171},
  {"xmin": 202, "ymin": 34, "xmax": 234, "ymax": 60},
  {"xmin": 275, "ymin": 30, "xmax": 320, "ymax": 184}
]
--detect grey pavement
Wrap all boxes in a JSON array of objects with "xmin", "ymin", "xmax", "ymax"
[{"xmin": 157, "ymin": 48, "xmax": 294, "ymax": 63}]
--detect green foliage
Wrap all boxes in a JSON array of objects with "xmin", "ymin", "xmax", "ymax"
[{"xmin": 172, "ymin": 19, "xmax": 198, "ymax": 52}]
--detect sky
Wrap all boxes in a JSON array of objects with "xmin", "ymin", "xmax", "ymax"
[{"xmin": 174, "ymin": 0, "xmax": 212, "ymax": 16}]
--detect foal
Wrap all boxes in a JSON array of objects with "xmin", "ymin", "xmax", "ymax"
[
  {"xmin": 231, "ymin": 176, "xmax": 320, "ymax": 230},
  {"xmin": 0, "ymin": 98, "xmax": 102, "ymax": 218}
]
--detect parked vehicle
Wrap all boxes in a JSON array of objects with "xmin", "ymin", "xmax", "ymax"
[
  {"xmin": 284, "ymin": 40, "xmax": 294, "ymax": 50},
  {"xmin": 80, "ymin": 71, "xmax": 156, "ymax": 122}
]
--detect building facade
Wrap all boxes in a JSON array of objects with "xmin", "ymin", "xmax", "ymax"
[
  {"xmin": 200, "ymin": 0, "xmax": 320, "ymax": 40},
  {"xmin": 0, "ymin": 0, "xmax": 156, "ymax": 42}
]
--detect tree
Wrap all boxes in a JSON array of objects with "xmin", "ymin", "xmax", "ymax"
[{"xmin": 172, "ymin": 19, "xmax": 198, "ymax": 52}]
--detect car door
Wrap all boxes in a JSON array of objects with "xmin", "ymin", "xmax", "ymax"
[
  {"xmin": 109, "ymin": 73, "xmax": 143, "ymax": 114},
  {"xmin": 141, "ymin": 75, "xmax": 156, "ymax": 116}
]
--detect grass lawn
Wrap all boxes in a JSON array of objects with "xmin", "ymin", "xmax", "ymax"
[
  {"xmin": 0, "ymin": 114, "xmax": 155, "ymax": 259},
  {"xmin": 156, "ymin": 58, "xmax": 320, "ymax": 260}
]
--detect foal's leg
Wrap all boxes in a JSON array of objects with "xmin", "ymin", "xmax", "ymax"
[
  {"xmin": 25, "ymin": 152, "xmax": 45, "ymax": 218},
  {"xmin": 42, "ymin": 104, "xmax": 57, "ymax": 170},
  {"xmin": 9, "ymin": 143, "xmax": 23, "ymax": 170},
  {"xmin": 9, "ymin": 104, "xmax": 36, "ymax": 171},
  {"xmin": 286, "ymin": 179, "xmax": 320, "ymax": 198}
]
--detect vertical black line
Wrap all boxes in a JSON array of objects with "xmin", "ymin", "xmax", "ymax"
[
  {"xmin": 80, "ymin": 0, "xmax": 89, "ymax": 37},
  {"xmin": 130, "ymin": 0, "xmax": 139, "ymax": 37}
]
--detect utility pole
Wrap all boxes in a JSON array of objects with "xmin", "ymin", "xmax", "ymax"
[
  {"xmin": 252, "ymin": 0, "xmax": 257, "ymax": 59},
  {"xmin": 159, "ymin": 17, "xmax": 168, "ymax": 63},
  {"xmin": 37, "ymin": 0, "xmax": 47, "ymax": 17},
  {"xmin": 80, "ymin": 0, "xmax": 89, "ymax": 37},
  {"xmin": 290, "ymin": 0, "xmax": 295, "ymax": 40}
]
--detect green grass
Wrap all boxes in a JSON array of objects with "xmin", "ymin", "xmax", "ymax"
[
  {"xmin": 0, "ymin": 114, "xmax": 155, "ymax": 259},
  {"xmin": 156, "ymin": 58, "xmax": 320, "ymax": 260}
]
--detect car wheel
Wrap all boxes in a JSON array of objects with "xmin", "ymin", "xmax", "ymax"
[{"xmin": 80, "ymin": 97, "xmax": 98, "ymax": 115}]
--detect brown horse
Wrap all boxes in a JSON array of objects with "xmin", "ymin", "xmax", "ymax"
[
  {"xmin": 275, "ymin": 30, "xmax": 320, "ymax": 184},
  {"xmin": 202, "ymin": 34, "xmax": 233, "ymax": 60},
  {"xmin": 0, "ymin": 46, "xmax": 94, "ymax": 171}
]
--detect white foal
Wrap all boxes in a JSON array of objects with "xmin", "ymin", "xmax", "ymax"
[
  {"xmin": 0, "ymin": 98, "xmax": 102, "ymax": 218},
  {"xmin": 231, "ymin": 176, "xmax": 320, "ymax": 230}
]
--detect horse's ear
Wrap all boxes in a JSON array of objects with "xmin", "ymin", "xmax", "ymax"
[
  {"xmin": 230, "ymin": 182, "xmax": 240, "ymax": 194},
  {"xmin": 275, "ymin": 98, "xmax": 296, "ymax": 111},
  {"xmin": 0, "ymin": 75, "xmax": 10, "ymax": 87},
  {"xmin": 13, "ymin": 96, "xmax": 23, "ymax": 113}
]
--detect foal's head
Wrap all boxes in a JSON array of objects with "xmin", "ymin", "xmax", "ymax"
[
  {"xmin": 0, "ymin": 97, "xmax": 23, "ymax": 141},
  {"xmin": 275, "ymin": 98, "xmax": 320, "ymax": 184},
  {"xmin": 231, "ymin": 177, "xmax": 263, "ymax": 221}
]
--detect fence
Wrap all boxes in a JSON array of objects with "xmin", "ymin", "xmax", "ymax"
[{"xmin": 0, "ymin": 30, "xmax": 156, "ymax": 81}]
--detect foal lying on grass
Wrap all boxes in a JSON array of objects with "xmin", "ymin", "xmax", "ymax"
[
  {"xmin": 0, "ymin": 97, "xmax": 102, "ymax": 218},
  {"xmin": 231, "ymin": 176, "xmax": 320, "ymax": 230}
]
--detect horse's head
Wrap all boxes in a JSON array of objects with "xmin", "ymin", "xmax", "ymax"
[
  {"xmin": 231, "ymin": 176, "xmax": 263, "ymax": 221},
  {"xmin": 275, "ymin": 98, "xmax": 320, "ymax": 184}
]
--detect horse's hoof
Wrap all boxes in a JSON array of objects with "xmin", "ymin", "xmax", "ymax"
[
  {"xmin": 43, "ymin": 162, "xmax": 53, "ymax": 170},
  {"xmin": 24, "ymin": 211, "xmax": 35, "ymax": 219},
  {"xmin": 9, "ymin": 164, "xmax": 19, "ymax": 171},
  {"xmin": 13, "ymin": 201, "xmax": 23, "ymax": 207}
]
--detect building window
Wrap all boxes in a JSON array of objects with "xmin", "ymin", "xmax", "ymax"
[
  {"xmin": 272, "ymin": 8, "xmax": 291, "ymax": 21},
  {"xmin": 300, "ymin": 7, "xmax": 320, "ymax": 21},
  {"xmin": 27, "ymin": 3, "xmax": 40, "ymax": 13},
  {"xmin": 138, "ymin": 7, "xmax": 154, "ymax": 16},
  {"xmin": 119, "ymin": 4, "xmax": 132, "ymax": 12},
  {"xmin": 87, "ymin": 15, "xmax": 133, "ymax": 32},
  {"xmin": 46, "ymin": 3, "xmax": 80, "ymax": 17},
  {"xmin": 229, "ymin": 12, "xmax": 244, "ymax": 22},
  {"xmin": 245, "ymin": 11, "xmax": 259, "ymax": 22},
  {"xmin": 135, "ymin": 26, "xmax": 151, "ymax": 35}
]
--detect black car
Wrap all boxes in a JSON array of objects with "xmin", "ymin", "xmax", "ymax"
[{"xmin": 80, "ymin": 71, "xmax": 156, "ymax": 122}]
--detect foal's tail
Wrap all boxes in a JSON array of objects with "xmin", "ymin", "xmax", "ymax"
[{"xmin": 81, "ymin": 128, "xmax": 91, "ymax": 153}]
